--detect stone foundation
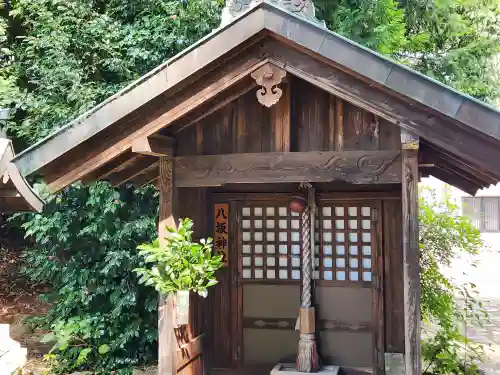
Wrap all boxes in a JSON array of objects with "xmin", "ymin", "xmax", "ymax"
[
  {"xmin": 271, "ymin": 363, "xmax": 340, "ymax": 375},
  {"xmin": 385, "ymin": 353, "xmax": 405, "ymax": 375},
  {"xmin": 0, "ymin": 324, "xmax": 28, "ymax": 374}
]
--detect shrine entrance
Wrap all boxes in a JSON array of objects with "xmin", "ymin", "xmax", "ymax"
[{"xmin": 209, "ymin": 192, "xmax": 385, "ymax": 375}]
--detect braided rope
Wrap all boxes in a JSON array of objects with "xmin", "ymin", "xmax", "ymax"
[{"xmin": 301, "ymin": 204, "xmax": 312, "ymax": 308}]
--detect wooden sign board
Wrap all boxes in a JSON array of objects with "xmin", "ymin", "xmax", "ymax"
[{"xmin": 214, "ymin": 203, "xmax": 229, "ymax": 266}]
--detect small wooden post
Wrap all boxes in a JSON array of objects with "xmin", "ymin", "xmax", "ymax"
[
  {"xmin": 158, "ymin": 156, "xmax": 178, "ymax": 375},
  {"xmin": 401, "ymin": 129, "xmax": 421, "ymax": 375}
]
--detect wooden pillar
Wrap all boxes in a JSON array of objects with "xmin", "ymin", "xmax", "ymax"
[
  {"xmin": 401, "ymin": 130, "xmax": 421, "ymax": 375},
  {"xmin": 158, "ymin": 156, "xmax": 177, "ymax": 375}
]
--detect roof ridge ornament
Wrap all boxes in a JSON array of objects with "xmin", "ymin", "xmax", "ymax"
[{"xmin": 220, "ymin": 0, "xmax": 326, "ymax": 27}]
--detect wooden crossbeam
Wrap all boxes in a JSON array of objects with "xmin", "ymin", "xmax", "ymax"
[
  {"xmin": 107, "ymin": 156, "xmax": 158, "ymax": 186},
  {"xmin": 128, "ymin": 162, "xmax": 159, "ymax": 187},
  {"xmin": 175, "ymin": 80, "xmax": 258, "ymax": 134},
  {"xmin": 421, "ymin": 143, "xmax": 497, "ymax": 186},
  {"xmin": 132, "ymin": 135, "xmax": 174, "ymax": 157},
  {"xmin": 0, "ymin": 187, "xmax": 20, "ymax": 198},
  {"xmin": 82, "ymin": 151, "xmax": 138, "ymax": 183},
  {"xmin": 429, "ymin": 166, "xmax": 483, "ymax": 196},
  {"xmin": 174, "ymin": 151, "xmax": 401, "ymax": 187}
]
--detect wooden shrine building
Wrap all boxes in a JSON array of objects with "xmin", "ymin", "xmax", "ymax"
[{"xmin": 12, "ymin": 1, "xmax": 500, "ymax": 375}]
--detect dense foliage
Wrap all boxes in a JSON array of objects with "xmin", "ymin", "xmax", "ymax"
[
  {"xmin": 316, "ymin": 0, "xmax": 500, "ymax": 103},
  {"xmin": 135, "ymin": 218, "xmax": 223, "ymax": 297},
  {"xmin": 419, "ymin": 187, "xmax": 488, "ymax": 374},
  {"xmin": 1, "ymin": 0, "xmax": 223, "ymax": 146},
  {"xmin": 17, "ymin": 182, "xmax": 159, "ymax": 374},
  {"xmin": 1, "ymin": 0, "xmax": 498, "ymax": 373}
]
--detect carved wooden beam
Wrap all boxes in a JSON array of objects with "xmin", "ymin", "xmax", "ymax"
[
  {"xmin": 242, "ymin": 317, "xmax": 372, "ymax": 332},
  {"xmin": 250, "ymin": 63, "xmax": 286, "ymax": 108},
  {"xmin": 174, "ymin": 151, "xmax": 401, "ymax": 187},
  {"xmin": 132, "ymin": 135, "xmax": 174, "ymax": 157}
]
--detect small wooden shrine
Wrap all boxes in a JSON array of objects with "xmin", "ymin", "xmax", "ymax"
[{"xmin": 12, "ymin": 1, "xmax": 500, "ymax": 375}]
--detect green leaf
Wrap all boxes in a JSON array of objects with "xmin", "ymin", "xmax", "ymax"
[
  {"xmin": 40, "ymin": 332, "xmax": 56, "ymax": 344},
  {"xmin": 76, "ymin": 347, "xmax": 92, "ymax": 366},
  {"xmin": 98, "ymin": 344, "xmax": 110, "ymax": 354}
]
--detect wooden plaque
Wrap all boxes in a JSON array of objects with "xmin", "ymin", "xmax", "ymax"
[{"xmin": 214, "ymin": 203, "xmax": 229, "ymax": 266}]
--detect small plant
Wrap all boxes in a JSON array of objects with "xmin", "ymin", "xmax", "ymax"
[
  {"xmin": 134, "ymin": 218, "xmax": 223, "ymax": 298},
  {"xmin": 40, "ymin": 316, "xmax": 111, "ymax": 372}
]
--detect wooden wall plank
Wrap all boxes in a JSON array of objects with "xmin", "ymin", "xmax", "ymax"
[
  {"xmin": 271, "ymin": 81, "xmax": 291, "ymax": 152},
  {"xmin": 382, "ymin": 200, "xmax": 404, "ymax": 353},
  {"xmin": 238, "ymin": 90, "xmax": 272, "ymax": 153},
  {"xmin": 379, "ymin": 119, "xmax": 401, "ymax": 151},
  {"xmin": 343, "ymin": 103, "xmax": 379, "ymax": 151},
  {"xmin": 292, "ymin": 78, "xmax": 330, "ymax": 151},
  {"xmin": 328, "ymin": 96, "xmax": 336, "ymax": 151},
  {"xmin": 172, "ymin": 76, "xmax": 402, "ymax": 161},
  {"xmin": 176, "ymin": 187, "xmax": 211, "ymax": 375},
  {"xmin": 336, "ymin": 98, "xmax": 344, "ymax": 151}
]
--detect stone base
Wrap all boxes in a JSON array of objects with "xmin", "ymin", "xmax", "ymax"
[
  {"xmin": 385, "ymin": 353, "xmax": 405, "ymax": 375},
  {"xmin": 271, "ymin": 363, "xmax": 340, "ymax": 375},
  {"xmin": 0, "ymin": 324, "xmax": 28, "ymax": 374}
]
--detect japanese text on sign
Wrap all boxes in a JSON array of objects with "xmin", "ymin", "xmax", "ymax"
[{"xmin": 214, "ymin": 203, "xmax": 229, "ymax": 266}]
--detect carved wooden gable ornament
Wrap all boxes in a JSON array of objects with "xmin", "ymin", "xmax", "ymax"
[{"xmin": 250, "ymin": 63, "xmax": 287, "ymax": 108}]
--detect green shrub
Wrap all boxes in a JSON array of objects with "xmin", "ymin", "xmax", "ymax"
[{"xmin": 18, "ymin": 182, "xmax": 159, "ymax": 374}]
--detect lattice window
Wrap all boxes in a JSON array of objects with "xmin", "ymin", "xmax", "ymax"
[
  {"xmin": 241, "ymin": 205, "xmax": 301, "ymax": 281},
  {"xmin": 316, "ymin": 204, "xmax": 374, "ymax": 283}
]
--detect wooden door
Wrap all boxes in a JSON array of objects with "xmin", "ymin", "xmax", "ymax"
[
  {"xmin": 314, "ymin": 197, "xmax": 385, "ymax": 375},
  {"xmin": 238, "ymin": 198, "xmax": 302, "ymax": 365}
]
